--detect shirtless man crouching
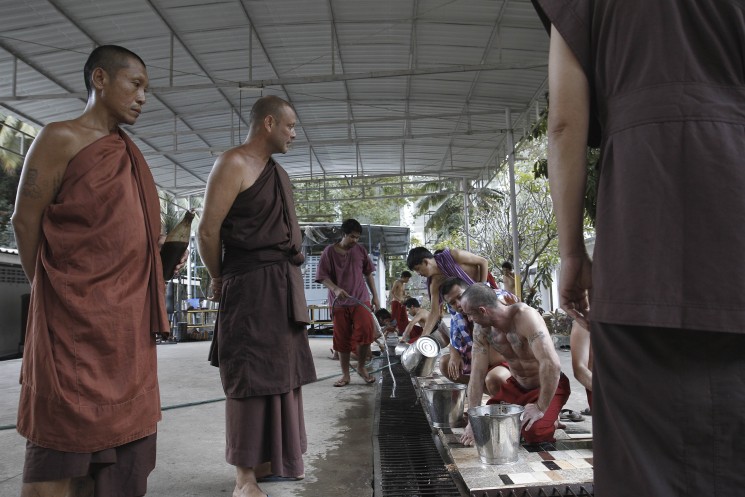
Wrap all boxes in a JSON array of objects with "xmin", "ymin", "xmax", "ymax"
[
  {"xmin": 440, "ymin": 277, "xmax": 511, "ymax": 397},
  {"xmin": 459, "ymin": 283, "xmax": 570, "ymax": 445}
]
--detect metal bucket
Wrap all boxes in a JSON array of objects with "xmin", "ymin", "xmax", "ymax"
[
  {"xmin": 430, "ymin": 328, "xmax": 449, "ymax": 349},
  {"xmin": 400, "ymin": 336, "xmax": 440, "ymax": 376},
  {"xmin": 467, "ymin": 404, "xmax": 525, "ymax": 464},
  {"xmin": 424, "ymin": 384, "xmax": 467, "ymax": 428},
  {"xmin": 393, "ymin": 342, "xmax": 409, "ymax": 356}
]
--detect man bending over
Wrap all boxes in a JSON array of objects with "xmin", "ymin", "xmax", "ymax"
[{"xmin": 460, "ymin": 284, "xmax": 570, "ymax": 445}]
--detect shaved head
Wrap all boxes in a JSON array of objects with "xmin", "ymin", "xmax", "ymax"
[
  {"xmin": 84, "ymin": 45, "xmax": 145, "ymax": 97},
  {"xmin": 249, "ymin": 95, "xmax": 294, "ymax": 128}
]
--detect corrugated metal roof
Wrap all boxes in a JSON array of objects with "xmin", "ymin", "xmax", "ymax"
[{"xmin": 0, "ymin": 0, "xmax": 550, "ymax": 196}]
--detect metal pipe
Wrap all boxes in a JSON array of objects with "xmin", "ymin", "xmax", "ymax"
[
  {"xmin": 463, "ymin": 178, "xmax": 471, "ymax": 252},
  {"xmin": 506, "ymin": 107, "xmax": 522, "ymax": 300}
]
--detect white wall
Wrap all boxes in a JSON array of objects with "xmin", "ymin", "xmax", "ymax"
[{"xmin": 302, "ymin": 255, "xmax": 329, "ymax": 306}]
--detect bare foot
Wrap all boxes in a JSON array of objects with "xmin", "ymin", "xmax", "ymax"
[
  {"xmin": 232, "ymin": 482, "xmax": 267, "ymax": 497},
  {"xmin": 356, "ymin": 368, "xmax": 376, "ymax": 384},
  {"xmin": 334, "ymin": 377, "xmax": 350, "ymax": 387}
]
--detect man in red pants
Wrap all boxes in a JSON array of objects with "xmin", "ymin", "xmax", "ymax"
[
  {"xmin": 459, "ymin": 283, "xmax": 569, "ymax": 445},
  {"xmin": 388, "ymin": 270, "xmax": 411, "ymax": 334}
]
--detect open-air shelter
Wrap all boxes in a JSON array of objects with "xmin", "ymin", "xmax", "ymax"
[
  {"xmin": 0, "ymin": 5, "xmax": 602, "ymax": 497},
  {"xmin": 1, "ymin": 0, "xmax": 549, "ymax": 218}
]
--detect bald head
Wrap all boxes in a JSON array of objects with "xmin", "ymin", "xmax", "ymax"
[
  {"xmin": 461, "ymin": 283, "xmax": 499, "ymax": 310},
  {"xmin": 84, "ymin": 45, "xmax": 145, "ymax": 97},
  {"xmin": 249, "ymin": 95, "xmax": 294, "ymax": 128}
]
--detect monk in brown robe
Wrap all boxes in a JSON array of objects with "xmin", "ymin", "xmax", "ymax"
[
  {"xmin": 197, "ymin": 95, "xmax": 316, "ymax": 497},
  {"xmin": 11, "ymin": 45, "xmax": 170, "ymax": 497}
]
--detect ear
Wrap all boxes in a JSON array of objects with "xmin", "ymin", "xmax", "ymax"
[
  {"xmin": 91, "ymin": 67, "xmax": 107, "ymax": 92},
  {"xmin": 263, "ymin": 114, "xmax": 275, "ymax": 132}
]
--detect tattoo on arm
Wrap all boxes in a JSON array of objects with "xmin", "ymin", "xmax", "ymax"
[
  {"xmin": 473, "ymin": 342, "xmax": 488, "ymax": 355},
  {"xmin": 20, "ymin": 168, "xmax": 42, "ymax": 199},
  {"xmin": 528, "ymin": 330, "xmax": 546, "ymax": 345}
]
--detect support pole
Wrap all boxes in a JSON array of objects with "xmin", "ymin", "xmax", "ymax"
[
  {"xmin": 12, "ymin": 57, "xmax": 18, "ymax": 97},
  {"xmin": 462, "ymin": 178, "xmax": 471, "ymax": 252},
  {"xmin": 249, "ymin": 24, "xmax": 253, "ymax": 81},
  {"xmin": 506, "ymin": 108, "xmax": 521, "ymax": 300},
  {"xmin": 169, "ymin": 33, "xmax": 174, "ymax": 87}
]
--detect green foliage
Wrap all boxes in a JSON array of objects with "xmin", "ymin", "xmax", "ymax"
[
  {"xmin": 0, "ymin": 114, "xmax": 37, "ymax": 247},
  {"xmin": 413, "ymin": 181, "xmax": 504, "ymax": 247},
  {"xmin": 293, "ymin": 175, "xmax": 417, "ymax": 225},
  {"xmin": 531, "ymin": 111, "xmax": 600, "ymax": 227},
  {"xmin": 543, "ymin": 308, "xmax": 573, "ymax": 335},
  {"xmin": 410, "ymin": 111, "xmax": 562, "ymax": 295}
]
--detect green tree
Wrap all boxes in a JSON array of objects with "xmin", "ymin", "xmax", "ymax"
[
  {"xmin": 294, "ymin": 175, "xmax": 416, "ymax": 225},
  {"xmin": 413, "ymin": 181, "xmax": 504, "ymax": 247},
  {"xmin": 483, "ymin": 138, "xmax": 559, "ymax": 293},
  {"xmin": 0, "ymin": 114, "xmax": 37, "ymax": 247},
  {"xmin": 410, "ymin": 121, "xmax": 561, "ymax": 297}
]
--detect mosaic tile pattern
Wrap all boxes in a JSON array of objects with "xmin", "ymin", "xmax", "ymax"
[{"xmin": 414, "ymin": 372, "xmax": 595, "ymax": 493}]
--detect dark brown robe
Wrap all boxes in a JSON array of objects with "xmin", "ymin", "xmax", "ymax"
[
  {"xmin": 533, "ymin": 0, "xmax": 745, "ymax": 333},
  {"xmin": 533, "ymin": 2, "xmax": 745, "ymax": 495},
  {"xmin": 209, "ymin": 157, "xmax": 316, "ymax": 397},
  {"xmin": 17, "ymin": 129, "xmax": 168, "ymax": 453}
]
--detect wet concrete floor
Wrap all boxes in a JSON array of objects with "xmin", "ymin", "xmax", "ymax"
[{"xmin": 0, "ymin": 335, "xmax": 590, "ymax": 497}]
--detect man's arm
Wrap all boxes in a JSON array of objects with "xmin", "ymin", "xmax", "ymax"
[
  {"xmin": 518, "ymin": 308, "xmax": 561, "ymax": 431},
  {"xmin": 196, "ymin": 151, "xmax": 244, "ymax": 299},
  {"xmin": 421, "ymin": 277, "xmax": 443, "ymax": 335},
  {"xmin": 401, "ymin": 308, "xmax": 428, "ymax": 341},
  {"xmin": 11, "ymin": 124, "xmax": 74, "ymax": 282},
  {"xmin": 467, "ymin": 325, "xmax": 490, "ymax": 410},
  {"xmin": 570, "ymin": 320, "xmax": 592, "ymax": 391},
  {"xmin": 364, "ymin": 272, "xmax": 380, "ymax": 310},
  {"xmin": 319, "ymin": 277, "xmax": 349, "ymax": 300},
  {"xmin": 402, "ymin": 316, "xmax": 416, "ymax": 339},
  {"xmin": 461, "ymin": 324, "xmax": 490, "ymax": 445},
  {"xmin": 547, "ymin": 24, "xmax": 593, "ymax": 327},
  {"xmin": 451, "ymin": 248, "xmax": 489, "ymax": 283},
  {"xmin": 447, "ymin": 347, "xmax": 464, "ymax": 380}
]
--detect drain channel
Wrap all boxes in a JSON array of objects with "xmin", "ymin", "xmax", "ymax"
[{"xmin": 373, "ymin": 360, "xmax": 462, "ymax": 496}]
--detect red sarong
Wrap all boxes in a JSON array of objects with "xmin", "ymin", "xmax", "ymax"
[{"xmin": 390, "ymin": 300, "xmax": 409, "ymax": 333}]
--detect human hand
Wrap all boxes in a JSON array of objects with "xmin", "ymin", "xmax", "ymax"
[
  {"xmin": 448, "ymin": 354, "xmax": 463, "ymax": 381},
  {"xmin": 460, "ymin": 422, "xmax": 475, "ymax": 446},
  {"xmin": 210, "ymin": 276, "xmax": 222, "ymax": 301},
  {"xmin": 521, "ymin": 403, "xmax": 545, "ymax": 432},
  {"xmin": 558, "ymin": 253, "xmax": 593, "ymax": 328},
  {"xmin": 334, "ymin": 287, "xmax": 350, "ymax": 299},
  {"xmin": 172, "ymin": 248, "xmax": 189, "ymax": 277},
  {"xmin": 371, "ymin": 297, "xmax": 381, "ymax": 311}
]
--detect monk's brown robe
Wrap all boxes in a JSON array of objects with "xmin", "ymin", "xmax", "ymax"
[
  {"xmin": 17, "ymin": 130, "xmax": 169, "ymax": 453},
  {"xmin": 209, "ymin": 158, "xmax": 316, "ymax": 396}
]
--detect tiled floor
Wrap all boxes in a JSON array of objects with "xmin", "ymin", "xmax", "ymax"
[{"xmin": 414, "ymin": 365, "xmax": 594, "ymax": 495}]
